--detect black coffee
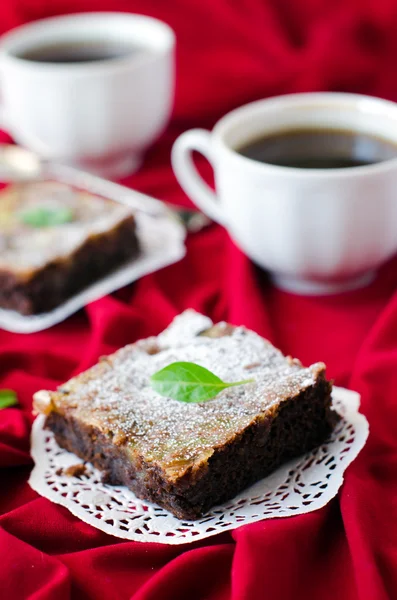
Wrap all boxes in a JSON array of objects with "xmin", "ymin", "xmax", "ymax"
[
  {"xmin": 237, "ymin": 128, "xmax": 397, "ymax": 169},
  {"xmin": 17, "ymin": 41, "xmax": 140, "ymax": 64}
]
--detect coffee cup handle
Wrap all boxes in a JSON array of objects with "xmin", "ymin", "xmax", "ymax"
[{"xmin": 171, "ymin": 129, "xmax": 225, "ymax": 224}]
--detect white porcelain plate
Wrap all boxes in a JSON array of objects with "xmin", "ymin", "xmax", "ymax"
[{"xmin": 0, "ymin": 165, "xmax": 186, "ymax": 333}]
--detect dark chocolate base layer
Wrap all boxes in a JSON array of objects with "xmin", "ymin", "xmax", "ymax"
[
  {"xmin": 0, "ymin": 217, "xmax": 139, "ymax": 315},
  {"xmin": 46, "ymin": 375, "xmax": 334, "ymax": 520}
]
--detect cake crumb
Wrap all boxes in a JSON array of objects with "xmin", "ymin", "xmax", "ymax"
[
  {"xmin": 62, "ymin": 463, "xmax": 88, "ymax": 478},
  {"xmin": 244, "ymin": 362, "xmax": 261, "ymax": 370}
]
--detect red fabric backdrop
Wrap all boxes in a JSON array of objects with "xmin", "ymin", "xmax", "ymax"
[{"xmin": 1, "ymin": 1, "xmax": 397, "ymax": 599}]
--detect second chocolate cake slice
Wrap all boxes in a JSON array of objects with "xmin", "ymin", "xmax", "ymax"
[
  {"xmin": 0, "ymin": 181, "xmax": 139, "ymax": 315},
  {"xmin": 34, "ymin": 310, "xmax": 334, "ymax": 520}
]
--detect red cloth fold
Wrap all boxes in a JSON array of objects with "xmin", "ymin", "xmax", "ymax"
[{"xmin": 1, "ymin": 1, "xmax": 397, "ymax": 598}]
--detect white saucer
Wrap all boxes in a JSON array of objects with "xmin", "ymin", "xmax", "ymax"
[{"xmin": 271, "ymin": 270, "xmax": 376, "ymax": 295}]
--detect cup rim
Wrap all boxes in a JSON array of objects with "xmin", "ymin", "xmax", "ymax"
[
  {"xmin": 0, "ymin": 12, "xmax": 175, "ymax": 74},
  {"xmin": 213, "ymin": 92, "xmax": 397, "ymax": 178}
]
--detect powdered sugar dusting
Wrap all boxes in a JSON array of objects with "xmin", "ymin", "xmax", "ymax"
[
  {"xmin": 157, "ymin": 310, "xmax": 212, "ymax": 346},
  {"xmin": 0, "ymin": 181, "xmax": 133, "ymax": 272},
  {"xmin": 46, "ymin": 311, "xmax": 324, "ymax": 476}
]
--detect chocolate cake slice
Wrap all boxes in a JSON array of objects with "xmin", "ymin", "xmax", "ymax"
[
  {"xmin": 33, "ymin": 310, "xmax": 334, "ymax": 520},
  {"xmin": 0, "ymin": 181, "xmax": 139, "ymax": 315}
]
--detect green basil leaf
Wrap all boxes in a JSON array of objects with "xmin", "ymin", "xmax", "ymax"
[
  {"xmin": 150, "ymin": 361, "xmax": 254, "ymax": 403},
  {"xmin": 0, "ymin": 389, "xmax": 18, "ymax": 409},
  {"xmin": 20, "ymin": 206, "xmax": 74, "ymax": 228}
]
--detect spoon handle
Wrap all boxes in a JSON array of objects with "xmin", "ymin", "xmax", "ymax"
[
  {"xmin": 43, "ymin": 162, "xmax": 211, "ymax": 233},
  {"xmin": 0, "ymin": 143, "xmax": 211, "ymax": 232}
]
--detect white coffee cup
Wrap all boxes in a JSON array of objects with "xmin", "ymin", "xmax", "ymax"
[
  {"xmin": 172, "ymin": 92, "xmax": 397, "ymax": 294},
  {"xmin": 0, "ymin": 13, "xmax": 175, "ymax": 178}
]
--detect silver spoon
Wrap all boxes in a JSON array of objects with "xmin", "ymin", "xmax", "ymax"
[{"xmin": 0, "ymin": 144, "xmax": 211, "ymax": 233}]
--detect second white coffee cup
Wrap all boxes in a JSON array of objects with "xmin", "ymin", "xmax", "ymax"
[{"xmin": 0, "ymin": 13, "xmax": 175, "ymax": 178}]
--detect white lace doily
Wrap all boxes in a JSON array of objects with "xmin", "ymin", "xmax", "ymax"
[{"xmin": 29, "ymin": 386, "xmax": 368, "ymax": 545}]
